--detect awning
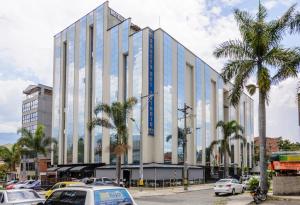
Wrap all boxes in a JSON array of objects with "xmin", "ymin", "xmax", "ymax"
[
  {"xmin": 47, "ymin": 167, "xmax": 59, "ymax": 172},
  {"xmin": 57, "ymin": 167, "xmax": 71, "ymax": 172},
  {"xmin": 70, "ymin": 166, "xmax": 87, "ymax": 172}
]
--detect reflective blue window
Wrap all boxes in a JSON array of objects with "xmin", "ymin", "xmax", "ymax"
[
  {"xmin": 52, "ymin": 34, "xmax": 61, "ymax": 165},
  {"xmin": 66, "ymin": 25, "xmax": 75, "ymax": 164},
  {"xmin": 110, "ymin": 26, "xmax": 119, "ymax": 164},
  {"xmin": 163, "ymin": 33, "xmax": 172, "ymax": 164},
  {"xmin": 177, "ymin": 44, "xmax": 185, "ymax": 164},
  {"xmin": 78, "ymin": 17, "xmax": 87, "ymax": 163},
  {"xmin": 205, "ymin": 65, "xmax": 211, "ymax": 163},
  {"xmin": 132, "ymin": 31, "xmax": 142, "ymax": 164},
  {"xmin": 217, "ymin": 76, "xmax": 224, "ymax": 140},
  {"xmin": 195, "ymin": 58, "xmax": 202, "ymax": 164},
  {"xmin": 122, "ymin": 20, "xmax": 129, "ymax": 53},
  {"xmin": 94, "ymin": 6, "xmax": 104, "ymax": 163}
]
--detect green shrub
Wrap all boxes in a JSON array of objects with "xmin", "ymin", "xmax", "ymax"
[{"xmin": 248, "ymin": 176, "xmax": 259, "ymax": 191}]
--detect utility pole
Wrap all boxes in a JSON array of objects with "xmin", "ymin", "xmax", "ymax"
[
  {"xmin": 131, "ymin": 93, "xmax": 156, "ymax": 191},
  {"xmin": 178, "ymin": 103, "xmax": 192, "ymax": 191}
]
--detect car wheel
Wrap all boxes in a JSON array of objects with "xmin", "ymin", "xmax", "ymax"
[
  {"xmin": 215, "ymin": 193, "xmax": 219, "ymax": 196},
  {"xmin": 232, "ymin": 189, "xmax": 235, "ymax": 195}
]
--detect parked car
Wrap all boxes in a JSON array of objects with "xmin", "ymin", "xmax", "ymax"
[
  {"xmin": 4, "ymin": 181, "xmax": 18, "ymax": 189},
  {"xmin": 25, "ymin": 180, "xmax": 41, "ymax": 190},
  {"xmin": 44, "ymin": 181, "xmax": 85, "ymax": 198},
  {"xmin": 42, "ymin": 186, "xmax": 137, "ymax": 205},
  {"xmin": 85, "ymin": 177, "xmax": 114, "ymax": 185},
  {"xmin": 14, "ymin": 180, "xmax": 35, "ymax": 189},
  {"xmin": 6, "ymin": 181, "xmax": 24, "ymax": 190},
  {"xmin": 214, "ymin": 178, "xmax": 244, "ymax": 196},
  {"xmin": 0, "ymin": 189, "xmax": 44, "ymax": 204}
]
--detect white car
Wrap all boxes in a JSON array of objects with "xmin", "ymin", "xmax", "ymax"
[
  {"xmin": 13, "ymin": 180, "xmax": 35, "ymax": 189},
  {"xmin": 214, "ymin": 179, "xmax": 244, "ymax": 196},
  {"xmin": 43, "ymin": 185, "xmax": 137, "ymax": 205},
  {"xmin": 0, "ymin": 189, "xmax": 45, "ymax": 205}
]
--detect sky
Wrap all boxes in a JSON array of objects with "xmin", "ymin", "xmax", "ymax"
[{"xmin": 0, "ymin": 0, "xmax": 299, "ymax": 144}]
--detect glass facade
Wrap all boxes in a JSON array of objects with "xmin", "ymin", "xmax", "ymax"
[
  {"xmin": 94, "ymin": 6, "xmax": 104, "ymax": 163},
  {"xmin": 163, "ymin": 33, "xmax": 172, "ymax": 164},
  {"xmin": 177, "ymin": 44, "xmax": 185, "ymax": 164},
  {"xmin": 110, "ymin": 26, "xmax": 119, "ymax": 164},
  {"xmin": 52, "ymin": 34, "xmax": 61, "ymax": 165},
  {"xmin": 195, "ymin": 58, "xmax": 202, "ymax": 164},
  {"xmin": 78, "ymin": 17, "xmax": 87, "ymax": 164},
  {"xmin": 66, "ymin": 25, "xmax": 75, "ymax": 164},
  {"xmin": 217, "ymin": 76, "xmax": 224, "ymax": 140},
  {"xmin": 122, "ymin": 20, "xmax": 129, "ymax": 53},
  {"xmin": 132, "ymin": 31, "xmax": 142, "ymax": 164},
  {"xmin": 52, "ymin": 5, "xmax": 254, "ymax": 167},
  {"xmin": 205, "ymin": 65, "xmax": 211, "ymax": 163}
]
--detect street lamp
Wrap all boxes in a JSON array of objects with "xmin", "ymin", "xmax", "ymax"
[{"xmin": 130, "ymin": 93, "xmax": 156, "ymax": 191}]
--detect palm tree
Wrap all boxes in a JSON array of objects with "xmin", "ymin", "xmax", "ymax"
[
  {"xmin": 89, "ymin": 97, "xmax": 137, "ymax": 185},
  {"xmin": 0, "ymin": 143, "xmax": 21, "ymax": 172},
  {"xmin": 209, "ymin": 120, "xmax": 245, "ymax": 178},
  {"xmin": 213, "ymin": 3, "xmax": 300, "ymax": 192},
  {"xmin": 17, "ymin": 124, "xmax": 52, "ymax": 179}
]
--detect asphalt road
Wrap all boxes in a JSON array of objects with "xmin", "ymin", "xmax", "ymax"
[
  {"xmin": 135, "ymin": 189, "xmax": 249, "ymax": 205},
  {"xmin": 135, "ymin": 189, "xmax": 300, "ymax": 205}
]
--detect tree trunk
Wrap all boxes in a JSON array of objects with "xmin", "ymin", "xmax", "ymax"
[
  {"xmin": 35, "ymin": 157, "xmax": 39, "ymax": 180},
  {"xmin": 224, "ymin": 151, "xmax": 228, "ymax": 178},
  {"xmin": 259, "ymin": 90, "xmax": 268, "ymax": 192},
  {"xmin": 116, "ymin": 155, "xmax": 121, "ymax": 186}
]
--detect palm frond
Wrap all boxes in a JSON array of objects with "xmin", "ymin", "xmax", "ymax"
[
  {"xmin": 94, "ymin": 103, "xmax": 112, "ymax": 116},
  {"xmin": 231, "ymin": 134, "xmax": 247, "ymax": 144},
  {"xmin": 124, "ymin": 97, "xmax": 138, "ymax": 111},
  {"xmin": 209, "ymin": 140, "xmax": 221, "ymax": 154},
  {"xmin": 214, "ymin": 40, "xmax": 253, "ymax": 60},
  {"xmin": 246, "ymin": 84, "xmax": 257, "ymax": 96},
  {"xmin": 290, "ymin": 11, "xmax": 300, "ymax": 33},
  {"xmin": 257, "ymin": 2, "xmax": 267, "ymax": 22},
  {"xmin": 221, "ymin": 60, "xmax": 255, "ymax": 83},
  {"xmin": 267, "ymin": 4, "xmax": 296, "ymax": 46},
  {"xmin": 89, "ymin": 118, "xmax": 114, "ymax": 130}
]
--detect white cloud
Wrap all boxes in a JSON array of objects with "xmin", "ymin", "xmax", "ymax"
[
  {"xmin": 220, "ymin": 0, "xmax": 241, "ymax": 6},
  {"xmin": 0, "ymin": 78, "xmax": 34, "ymax": 133}
]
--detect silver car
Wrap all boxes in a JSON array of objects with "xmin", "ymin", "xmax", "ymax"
[
  {"xmin": 0, "ymin": 189, "xmax": 45, "ymax": 205},
  {"xmin": 214, "ymin": 179, "xmax": 244, "ymax": 196}
]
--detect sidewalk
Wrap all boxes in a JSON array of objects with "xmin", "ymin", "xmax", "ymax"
[
  {"xmin": 268, "ymin": 192, "xmax": 300, "ymax": 201},
  {"xmin": 129, "ymin": 183, "xmax": 214, "ymax": 198}
]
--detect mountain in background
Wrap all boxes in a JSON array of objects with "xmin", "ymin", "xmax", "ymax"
[{"xmin": 0, "ymin": 132, "xmax": 20, "ymax": 145}]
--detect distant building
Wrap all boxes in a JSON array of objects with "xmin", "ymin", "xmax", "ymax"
[
  {"xmin": 254, "ymin": 137, "xmax": 280, "ymax": 164},
  {"xmin": 20, "ymin": 84, "xmax": 52, "ymax": 180}
]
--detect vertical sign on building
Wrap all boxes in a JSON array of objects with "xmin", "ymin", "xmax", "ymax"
[{"xmin": 148, "ymin": 30, "xmax": 155, "ymax": 136}]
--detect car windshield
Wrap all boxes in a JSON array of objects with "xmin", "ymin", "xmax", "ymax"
[
  {"xmin": 217, "ymin": 179, "xmax": 232, "ymax": 183},
  {"xmin": 7, "ymin": 190, "xmax": 40, "ymax": 202},
  {"xmin": 94, "ymin": 189, "xmax": 133, "ymax": 205}
]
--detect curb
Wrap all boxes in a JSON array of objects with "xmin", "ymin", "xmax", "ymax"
[{"xmin": 268, "ymin": 195, "xmax": 300, "ymax": 202}]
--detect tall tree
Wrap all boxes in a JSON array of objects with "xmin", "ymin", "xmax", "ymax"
[
  {"xmin": 209, "ymin": 120, "xmax": 245, "ymax": 178},
  {"xmin": 18, "ymin": 124, "xmax": 52, "ymax": 179},
  {"xmin": 0, "ymin": 143, "xmax": 21, "ymax": 172},
  {"xmin": 89, "ymin": 97, "xmax": 137, "ymax": 185},
  {"xmin": 213, "ymin": 3, "xmax": 300, "ymax": 192}
]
